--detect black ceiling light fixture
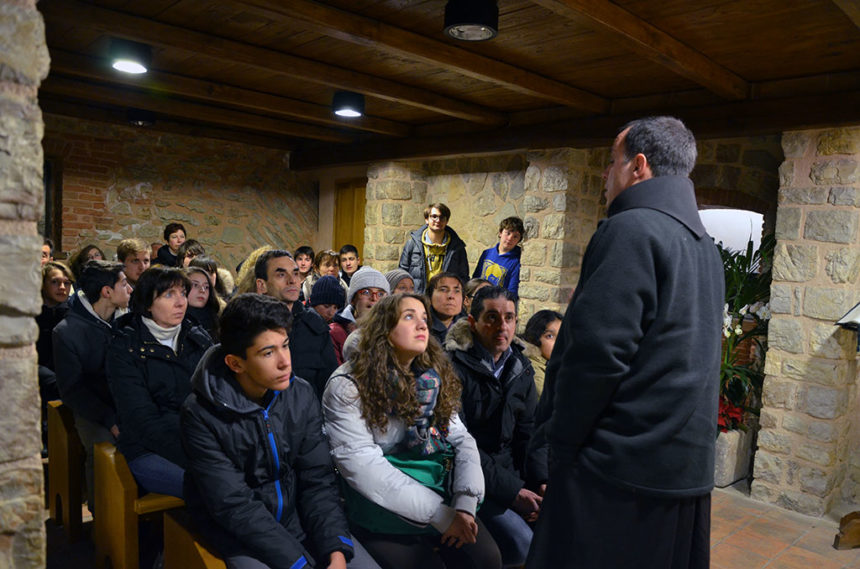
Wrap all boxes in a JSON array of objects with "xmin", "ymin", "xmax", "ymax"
[
  {"xmin": 126, "ymin": 108, "xmax": 156, "ymax": 127},
  {"xmin": 110, "ymin": 38, "xmax": 152, "ymax": 74},
  {"xmin": 444, "ymin": 0, "xmax": 498, "ymax": 42},
  {"xmin": 332, "ymin": 91, "xmax": 365, "ymax": 118}
]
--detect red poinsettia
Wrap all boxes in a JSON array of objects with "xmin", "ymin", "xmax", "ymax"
[{"xmin": 718, "ymin": 397, "xmax": 744, "ymax": 432}]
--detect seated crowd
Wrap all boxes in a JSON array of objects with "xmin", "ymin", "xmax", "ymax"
[{"xmin": 40, "ymin": 211, "xmax": 561, "ymax": 569}]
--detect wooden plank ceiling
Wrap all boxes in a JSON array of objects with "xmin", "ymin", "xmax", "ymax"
[{"xmin": 40, "ymin": 0, "xmax": 860, "ymax": 169}]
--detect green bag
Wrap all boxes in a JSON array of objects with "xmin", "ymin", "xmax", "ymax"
[{"xmin": 343, "ymin": 444, "xmax": 455, "ymax": 535}]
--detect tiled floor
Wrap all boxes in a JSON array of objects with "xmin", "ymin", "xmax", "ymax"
[
  {"xmin": 47, "ymin": 487, "xmax": 860, "ymax": 568},
  {"xmin": 710, "ymin": 487, "xmax": 860, "ymax": 569}
]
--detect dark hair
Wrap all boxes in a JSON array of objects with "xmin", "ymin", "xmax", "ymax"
[
  {"xmin": 423, "ymin": 202, "xmax": 451, "ymax": 221},
  {"xmin": 131, "ymin": 266, "xmax": 191, "ymax": 315},
  {"xmin": 41, "ymin": 261, "xmax": 73, "ymax": 303},
  {"xmin": 254, "ymin": 249, "xmax": 292, "ymax": 281},
  {"xmin": 465, "ymin": 277, "xmax": 491, "ymax": 300},
  {"xmin": 339, "ymin": 244, "xmax": 358, "ymax": 256},
  {"xmin": 176, "ymin": 239, "xmax": 205, "ymax": 266},
  {"xmin": 77, "ymin": 260, "xmax": 125, "ymax": 303},
  {"xmin": 43, "ymin": 238, "xmax": 55, "ymax": 254},
  {"xmin": 523, "ymin": 309, "xmax": 563, "ymax": 346},
  {"xmin": 69, "ymin": 244, "xmax": 106, "ymax": 280},
  {"xmin": 295, "ymin": 246, "xmax": 315, "ymax": 261},
  {"xmin": 163, "ymin": 223, "xmax": 186, "ymax": 241},
  {"xmin": 189, "ymin": 255, "xmax": 228, "ymax": 299},
  {"xmin": 219, "ymin": 293, "xmax": 293, "ymax": 358},
  {"xmin": 499, "ymin": 216, "xmax": 525, "ymax": 238},
  {"xmin": 426, "ymin": 271, "xmax": 464, "ymax": 299},
  {"xmin": 621, "ymin": 116, "xmax": 697, "ymax": 177},
  {"xmin": 470, "ymin": 285, "xmax": 517, "ymax": 320}
]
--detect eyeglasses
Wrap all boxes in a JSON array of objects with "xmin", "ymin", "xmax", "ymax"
[
  {"xmin": 428, "ymin": 214, "xmax": 445, "ymax": 220},
  {"xmin": 358, "ymin": 289, "xmax": 387, "ymax": 300}
]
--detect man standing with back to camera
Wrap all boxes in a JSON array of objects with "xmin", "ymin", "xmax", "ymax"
[{"xmin": 526, "ymin": 116, "xmax": 724, "ymax": 569}]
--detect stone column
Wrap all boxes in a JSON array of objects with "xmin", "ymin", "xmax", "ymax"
[
  {"xmin": 0, "ymin": 1, "xmax": 51, "ymax": 566},
  {"xmin": 363, "ymin": 161, "xmax": 427, "ymax": 271},
  {"xmin": 751, "ymin": 126, "xmax": 860, "ymax": 516}
]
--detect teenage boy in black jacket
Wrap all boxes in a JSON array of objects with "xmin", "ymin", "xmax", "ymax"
[{"xmin": 181, "ymin": 293, "xmax": 378, "ymax": 569}]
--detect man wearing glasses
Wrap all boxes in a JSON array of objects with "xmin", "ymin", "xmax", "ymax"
[{"xmin": 399, "ymin": 202, "xmax": 469, "ymax": 294}]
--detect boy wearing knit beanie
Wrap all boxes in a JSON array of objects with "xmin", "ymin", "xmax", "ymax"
[{"xmin": 309, "ymin": 276, "xmax": 346, "ymax": 324}]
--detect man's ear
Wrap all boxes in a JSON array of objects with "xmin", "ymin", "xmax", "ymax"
[
  {"xmin": 224, "ymin": 353, "xmax": 245, "ymax": 374},
  {"xmin": 632, "ymin": 153, "xmax": 651, "ymax": 179},
  {"xmin": 468, "ymin": 314, "xmax": 477, "ymax": 331},
  {"xmin": 255, "ymin": 278, "xmax": 267, "ymax": 295},
  {"xmin": 101, "ymin": 284, "xmax": 113, "ymax": 300}
]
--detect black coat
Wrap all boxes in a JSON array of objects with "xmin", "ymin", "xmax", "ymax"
[
  {"xmin": 36, "ymin": 301, "xmax": 69, "ymax": 370},
  {"xmin": 290, "ymin": 301, "xmax": 338, "ymax": 398},
  {"xmin": 52, "ymin": 294, "xmax": 117, "ymax": 429},
  {"xmin": 107, "ymin": 313, "xmax": 212, "ymax": 466},
  {"xmin": 181, "ymin": 346, "xmax": 354, "ymax": 568},
  {"xmin": 398, "ymin": 224, "xmax": 469, "ymax": 294},
  {"xmin": 444, "ymin": 319, "xmax": 542, "ymax": 508}
]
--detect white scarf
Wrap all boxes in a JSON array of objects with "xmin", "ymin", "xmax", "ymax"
[{"xmin": 142, "ymin": 316, "xmax": 182, "ymax": 352}]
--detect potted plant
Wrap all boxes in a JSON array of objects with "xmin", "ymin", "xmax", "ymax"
[{"xmin": 714, "ymin": 233, "xmax": 773, "ymax": 487}]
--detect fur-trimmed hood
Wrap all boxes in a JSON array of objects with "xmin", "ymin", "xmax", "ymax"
[
  {"xmin": 443, "ymin": 318, "xmax": 527, "ymax": 353},
  {"xmin": 520, "ymin": 339, "xmax": 544, "ymax": 362}
]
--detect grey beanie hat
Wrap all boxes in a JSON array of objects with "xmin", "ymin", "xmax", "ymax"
[
  {"xmin": 384, "ymin": 269, "xmax": 412, "ymax": 292},
  {"xmin": 347, "ymin": 267, "xmax": 391, "ymax": 303}
]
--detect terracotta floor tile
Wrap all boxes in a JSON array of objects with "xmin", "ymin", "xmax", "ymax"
[
  {"xmin": 769, "ymin": 546, "xmax": 845, "ymax": 569},
  {"xmin": 710, "ymin": 543, "xmax": 769, "ymax": 569},
  {"xmin": 746, "ymin": 516, "xmax": 809, "ymax": 542},
  {"xmin": 722, "ymin": 528, "xmax": 792, "ymax": 559},
  {"xmin": 794, "ymin": 525, "xmax": 847, "ymax": 557}
]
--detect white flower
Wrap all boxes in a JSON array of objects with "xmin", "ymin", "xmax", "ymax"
[{"xmin": 734, "ymin": 325, "xmax": 743, "ymax": 336}]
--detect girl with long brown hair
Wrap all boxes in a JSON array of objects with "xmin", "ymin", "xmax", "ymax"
[{"xmin": 322, "ymin": 293, "xmax": 501, "ymax": 569}]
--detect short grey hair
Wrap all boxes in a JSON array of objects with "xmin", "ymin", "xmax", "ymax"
[{"xmin": 621, "ymin": 116, "xmax": 697, "ymax": 177}]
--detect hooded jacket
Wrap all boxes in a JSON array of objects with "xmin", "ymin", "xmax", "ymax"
[
  {"xmin": 181, "ymin": 346, "xmax": 354, "ymax": 568},
  {"xmin": 398, "ymin": 224, "xmax": 469, "ymax": 294},
  {"xmin": 290, "ymin": 301, "xmax": 339, "ymax": 399},
  {"xmin": 444, "ymin": 319, "xmax": 543, "ymax": 508},
  {"xmin": 52, "ymin": 291, "xmax": 117, "ymax": 429},
  {"xmin": 106, "ymin": 312, "xmax": 212, "ymax": 466}
]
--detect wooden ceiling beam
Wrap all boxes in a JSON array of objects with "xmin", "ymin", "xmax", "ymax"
[
  {"xmin": 530, "ymin": 0, "xmax": 749, "ymax": 100},
  {"xmin": 48, "ymin": 49, "xmax": 411, "ymax": 138},
  {"xmin": 41, "ymin": 76, "xmax": 355, "ymax": 143},
  {"xmin": 832, "ymin": 0, "xmax": 860, "ymax": 29},
  {"xmin": 41, "ymin": 96, "xmax": 296, "ymax": 150},
  {"xmin": 41, "ymin": 0, "xmax": 507, "ymax": 126},
  {"xmin": 234, "ymin": 0, "xmax": 608, "ymax": 113},
  {"xmin": 290, "ymin": 90, "xmax": 860, "ymax": 169}
]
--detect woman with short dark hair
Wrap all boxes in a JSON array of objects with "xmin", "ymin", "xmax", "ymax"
[{"xmin": 107, "ymin": 266, "xmax": 213, "ymax": 497}]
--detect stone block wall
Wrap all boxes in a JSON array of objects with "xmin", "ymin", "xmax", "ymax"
[
  {"xmin": 363, "ymin": 151, "xmax": 607, "ymax": 325},
  {"xmin": 43, "ymin": 116, "xmax": 318, "ymax": 272},
  {"xmin": 0, "ymin": 1, "xmax": 50, "ymax": 566},
  {"xmin": 751, "ymin": 126, "xmax": 860, "ymax": 516}
]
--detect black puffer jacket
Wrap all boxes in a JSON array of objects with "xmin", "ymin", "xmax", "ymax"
[
  {"xmin": 291, "ymin": 301, "xmax": 339, "ymax": 398},
  {"xmin": 107, "ymin": 313, "xmax": 212, "ymax": 466},
  {"xmin": 444, "ymin": 319, "xmax": 543, "ymax": 508},
  {"xmin": 181, "ymin": 346, "xmax": 354, "ymax": 568},
  {"xmin": 398, "ymin": 224, "xmax": 469, "ymax": 294},
  {"xmin": 36, "ymin": 300, "xmax": 69, "ymax": 370},
  {"xmin": 52, "ymin": 292, "xmax": 117, "ymax": 429}
]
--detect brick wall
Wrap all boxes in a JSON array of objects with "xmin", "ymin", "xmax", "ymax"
[
  {"xmin": 0, "ymin": 1, "xmax": 50, "ymax": 566},
  {"xmin": 43, "ymin": 116, "xmax": 319, "ymax": 272},
  {"xmin": 751, "ymin": 126, "xmax": 860, "ymax": 516}
]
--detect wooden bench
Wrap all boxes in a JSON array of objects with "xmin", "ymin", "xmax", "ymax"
[
  {"xmin": 163, "ymin": 509, "xmax": 226, "ymax": 569},
  {"xmin": 834, "ymin": 511, "xmax": 860, "ymax": 549},
  {"xmin": 47, "ymin": 400, "xmax": 84, "ymax": 543},
  {"xmin": 93, "ymin": 442, "xmax": 185, "ymax": 569}
]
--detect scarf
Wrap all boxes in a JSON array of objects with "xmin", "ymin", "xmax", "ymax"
[
  {"xmin": 402, "ymin": 368, "xmax": 448, "ymax": 456},
  {"xmin": 142, "ymin": 316, "xmax": 182, "ymax": 352}
]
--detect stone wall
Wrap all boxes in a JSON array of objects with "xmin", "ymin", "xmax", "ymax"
[
  {"xmin": 363, "ymin": 151, "xmax": 606, "ymax": 325},
  {"xmin": 751, "ymin": 126, "xmax": 860, "ymax": 516},
  {"xmin": 0, "ymin": 1, "xmax": 50, "ymax": 566},
  {"xmin": 43, "ymin": 116, "xmax": 317, "ymax": 271}
]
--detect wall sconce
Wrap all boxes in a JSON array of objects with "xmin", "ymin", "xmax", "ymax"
[
  {"xmin": 444, "ymin": 0, "xmax": 498, "ymax": 41},
  {"xmin": 835, "ymin": 301, "xmax": 860, "ymax": 351},
  {"xmin": 332, "ymin": 91, "xmax": 365, "ymax": 118},
  {"xmin": 126, "ymin": 108, "xmax": 156, "ymax": 127},
  {"xmin": 110, "ymin": 38, "xmax": 152, "ymax": 74}
]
